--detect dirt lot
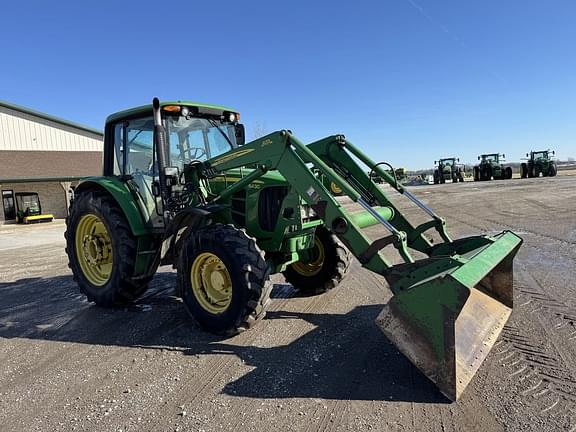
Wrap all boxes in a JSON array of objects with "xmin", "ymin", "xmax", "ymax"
[{"xmin": 1, "ymin": 175, "xmax": 575, "ymax": 432}]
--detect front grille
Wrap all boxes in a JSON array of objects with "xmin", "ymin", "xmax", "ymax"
[{"xmin": 258, "ymin": 186, "xmax": 289, "ymax": 231}]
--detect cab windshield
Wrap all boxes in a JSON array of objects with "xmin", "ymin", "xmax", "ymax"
[
  {"xmin": 441, "ymin": 159, "xmax": 454, "ymax": 166},
  {"xmin": 114, "ymin": 115, "xmax": 238, "ymax": 176},
  {"xmin": 483, "ymin": 155, "xmax": 497, "ymax": 162},
  {"xmin": 533, "ymin": 151, "xmax": 546, "ymax": 159},
  {"xmin": 165, "ymin": 116, "xmax": 238, "ymax": 170}
]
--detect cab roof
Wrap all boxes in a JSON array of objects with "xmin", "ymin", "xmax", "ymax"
[{"xmin": 106, "ymin": 100, "xmax": 238, "ymax": 124}]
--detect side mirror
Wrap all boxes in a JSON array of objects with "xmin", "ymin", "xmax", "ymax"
[
  {"xmin": 552, "ymin": 151, "xmax": 555, "ymax": 155},
  {"xmin": 434, "ymin": 161, "xmax": 437, "ymax": 164},
  {"xmin": 526, "ymin": 153, "xmax": 529, "ymax": 157},
  {"xmin": 457, "ymin": 158, "xmax": 460, "ymax": 162},
  {"xmin": 477, "ymin": 156, "xmax": 480, "ymax": 160},
  {"xmin": 502, "ymin": 154, "xmax": 505, "ymax": 158},
  {"xmin": 235, "ymin": 123, "xmax": 246, "ymax": 146}
]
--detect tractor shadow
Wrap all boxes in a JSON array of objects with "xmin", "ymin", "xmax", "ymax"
[{"xmin": 0, "ymin": 273, "xmax": 447, "ymax": 404}]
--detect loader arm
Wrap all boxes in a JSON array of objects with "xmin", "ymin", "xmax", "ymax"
[{"xmin": 203, "ymin": 129, "xmax": 421, "ymax": 278}]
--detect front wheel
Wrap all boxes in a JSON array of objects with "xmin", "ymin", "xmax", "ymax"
[
  {"xmin": 505, "ymin": 167, "xmax": 513, "ymax": 179},
  {"xmin": 178, "ymin": 224, "xmax": 272, "ymax": 335},
  {"xmin": 549, "ymin": 165, "xmax": 557, "ymax": 177},
  {"xmin": 65, "ymin": 191, "xmax": 151, "ymax": 306},
  {"xmin": 283, "ymin": 227, "xmax": 351, "ymax": 296}
]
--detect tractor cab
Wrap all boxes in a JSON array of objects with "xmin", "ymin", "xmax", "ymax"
[
  {"xmin": 529, "ymin": 150, "xmax": 553, "ymax": 161},
  {"xmin": 479, "ymin": 153, "xmax": 502, "ymax": 164},
  {"xmin": 14, "ymin": 192, "xmax": 53, "ymax": 224},
  {"xmin": 102, "ymin": 101, "xmax": 245, "ymax": 228}
]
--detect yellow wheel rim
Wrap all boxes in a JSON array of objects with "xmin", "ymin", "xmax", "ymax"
[
  {"xmin": 75, "ymin": 214, "xmax": 113, "ymax": 286},
  {"xmin": 292, "ymin": 237, "xmax": 325, "ymax": 277},
  {"xmin": 330, "ymin": 181, "xmax": 342, "ymax": 194},
  {"xmin": 191, "ymin": 252, "xmax": 233, "ymax": 314}
]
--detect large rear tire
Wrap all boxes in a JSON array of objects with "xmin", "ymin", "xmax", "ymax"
[
  {"xmin": 65, "ymin": 191, "xmax": 151, "ymax": 307},
  {"xmin": 505, "ymin": 167, "xmax": 513, "ymax": 179},
  {"xmin": 521, "ymin": 163, "xmax": 528, "ymax": 178},
  {"xmin": 283, "ymin": 226, "xmax": 350, "ymax": 296},
  {"xmin": 473, "ymin": 167, "xmax": 480, "ymax": 181},
  {"xmin": 178, "ymin": 224, "xmax": 271, "ymax": 335}
]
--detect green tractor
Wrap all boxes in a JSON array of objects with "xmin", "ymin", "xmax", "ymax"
[
  {"xmin": 473, "ymin": 153, "xmax": 512, "ymax": 181},
  {"xmin": 433, "ymin": 158, "xmax": 465, "ymax": 184},
  {"xmin": 66, "ymin": 98, "xmax": 522, "ymax": 401},
  {"xmin": 521, "ymin": 150, "xmax": 557, "ymax": 178}
]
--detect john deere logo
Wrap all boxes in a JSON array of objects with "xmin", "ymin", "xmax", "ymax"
[{"xmin": 330, "ymin": 182, "xmax": 342, "ymax": 194}]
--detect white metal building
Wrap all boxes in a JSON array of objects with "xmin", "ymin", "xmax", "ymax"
[{"xmin": 0, "ymin": 100, "xmax": 104, "ymax": 224}]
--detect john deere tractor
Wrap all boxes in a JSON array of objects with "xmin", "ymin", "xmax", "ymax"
[
  {"xmin": 473, "ymin": 153, "xmax": 512, "ymax": 181},
  {"xmin": 521, "ymin": 150, "xmax": 557, "ymax": 178},
  {"xmin": 66, "ymin": 98, "xmax": 522, "ymax": 401},
  {"xmin": 433, "ymin": 158, "xmax": 465, "ymax": 184}
]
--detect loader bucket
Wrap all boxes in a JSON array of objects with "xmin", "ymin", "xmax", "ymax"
[{"xmin": 376, "ymin": 231, "xmax": 522, "ymax": 401}]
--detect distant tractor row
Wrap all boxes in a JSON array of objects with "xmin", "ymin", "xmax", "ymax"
[{"xmin": 432, "ymin": 149, "xmax": 557, "ymax": 184}]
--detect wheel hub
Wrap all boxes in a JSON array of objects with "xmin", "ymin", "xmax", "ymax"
[
  {"xmin": 191, "ymin": 253, "xmax": 232, "ymax": 314},
  {"xmin": 75, "ymin": 214, "xmax": 113, "ymax": 286},
  {"xmin": 82, "ymin": 234, "xmax": 111, "ymax": 265}
]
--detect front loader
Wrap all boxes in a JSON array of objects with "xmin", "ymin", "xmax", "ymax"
[{"xmin": 66, "ymin": 98, "xmax": 522, "ymax": 401}]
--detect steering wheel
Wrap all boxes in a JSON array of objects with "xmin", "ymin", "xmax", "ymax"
[{"xmin": 187, "ymin": 147, "xmax": 206, "ymax": 160}]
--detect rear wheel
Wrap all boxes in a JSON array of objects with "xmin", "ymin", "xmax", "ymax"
[
  {"xmin": 521, "ymin": 163, "xmax": 528, "ymax": 178},
  {"xmin": 505, "ymin": 167, "xmax": 513, "ymax": 179},
  {"xmin": 65, "ymin": 191, "xmax": 151, "ymax": 306},
  {"xmin": 178, "ymin": 224, "xmax": 271, "ymax": 335},
  {"xmin": 284, "ymin": 226, "xmax": 350, "ymax": 295}
]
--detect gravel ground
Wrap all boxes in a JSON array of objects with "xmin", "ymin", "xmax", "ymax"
[{"xmin": 0, "ymin": 175, "xmax": 575, "ymax": 432}]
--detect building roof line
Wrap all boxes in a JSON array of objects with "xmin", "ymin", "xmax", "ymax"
[
  {"xmin": 0, "ymin": 176, "xmax": 90, "ymax": 184},
  {"xmin": 0, "ymin": 100, "xmax": 103, "ymax": 136}
]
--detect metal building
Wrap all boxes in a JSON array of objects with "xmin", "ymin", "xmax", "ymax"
[{"xmin": 0, "ymin": 100, "xmax": 103, "ymax": 224}]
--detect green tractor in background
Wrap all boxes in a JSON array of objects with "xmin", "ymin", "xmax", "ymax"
[
  {"xmin": 473, "ymin": 153, "xmax": 512, "ymax": 181},
  {"xmin": 521, "ymin": 150, "xmax": 557, "ymax": 178},
  {"xmin": 65, "ymin": 98, "xmax": 522, "ymax": 401},
  {"xmin": 433, "ymin": 158, "xmax": 465, "ymax": 184}
]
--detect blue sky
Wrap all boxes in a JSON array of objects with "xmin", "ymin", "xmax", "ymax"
[{"xmin": 1, "ymin": 0, "xmax": 574, "ymax": 169}]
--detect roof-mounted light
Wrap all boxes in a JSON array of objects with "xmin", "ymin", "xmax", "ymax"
[{"xmin": 163, "ymin": 105, "xmax": 181, "ymax": 113}]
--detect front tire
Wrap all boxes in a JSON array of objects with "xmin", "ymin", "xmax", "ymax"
[
  {"xmin": 178, "ymin": 224, "xmax": 271, "ymax": 335},
  {"xmin": 283, "ymin": 226, "xmax": 350, "ymax": 296},
  {"xmin": 65, "ymin": 191, "xmax": 150, "ymax": 306},
  {"xmin": 549, "ymin": 164, "xmax": 557, "ymax": 177}
]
